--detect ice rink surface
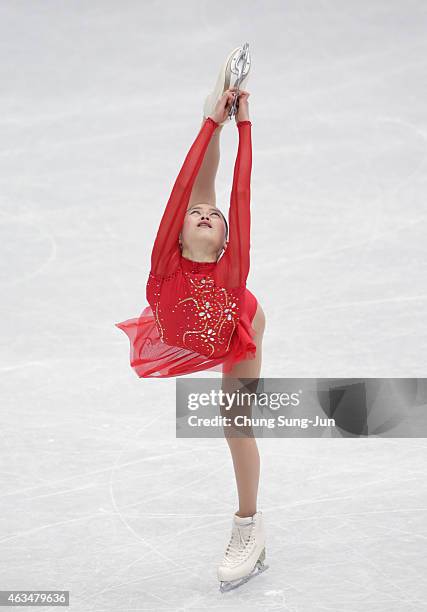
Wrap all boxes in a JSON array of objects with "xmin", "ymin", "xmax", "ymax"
[{"xmin": 1, "ymin": 0, "xmax": 427, "ymax": 609}]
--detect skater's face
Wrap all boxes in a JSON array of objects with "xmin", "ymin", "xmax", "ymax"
[{"xmin": 180, "ymin": 203, "xmax": 228, "ymax": 259}]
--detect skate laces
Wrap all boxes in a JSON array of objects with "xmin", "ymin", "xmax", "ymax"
[{"xmin": 223, "ymin": 521, "xmax": 255, "ymax": 565}]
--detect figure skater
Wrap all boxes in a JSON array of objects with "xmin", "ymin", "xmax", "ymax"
[{"xmin": 115, "ymin": 45, "xmax": 268, "ymax": 592}]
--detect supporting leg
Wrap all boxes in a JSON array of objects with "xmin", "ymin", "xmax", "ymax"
[{"xmin": 221, "ymin": 304, "xmax": 266, "ymax": 518}]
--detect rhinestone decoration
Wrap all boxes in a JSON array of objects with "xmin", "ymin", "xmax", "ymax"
[{"xmin": 149, "ymin": 271, "xmax": 240, "ymax": 358}]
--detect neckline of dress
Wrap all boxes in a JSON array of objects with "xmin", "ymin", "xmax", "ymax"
[{"xmin": 180, "ymin": 255, "xmax": 217, "ymax": 273}]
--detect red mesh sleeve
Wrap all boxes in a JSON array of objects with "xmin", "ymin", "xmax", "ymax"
[
  {"xmin": 215, "ymin": 120, "xmax": 252, "ymax": 288},
  {"xmin": 150, "ymin": 116, "xmax": 219, "ymax": 277}
]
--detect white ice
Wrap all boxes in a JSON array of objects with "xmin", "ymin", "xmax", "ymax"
[{"xmin": 1, "ymin": 0, "xmax": 427, "ymax": 610}]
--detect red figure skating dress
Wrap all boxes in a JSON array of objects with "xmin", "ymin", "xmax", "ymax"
[{"xmin": 115, "ymin": 117, "xmax": 258, "ymax": 378}]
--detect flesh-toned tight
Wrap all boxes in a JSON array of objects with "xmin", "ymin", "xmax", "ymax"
[{"xmin": 221, "ymin": 303, "xmax": 266, "ymax": 518}]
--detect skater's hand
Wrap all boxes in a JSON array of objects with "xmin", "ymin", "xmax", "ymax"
[
  {"xmin": 234, "ymin": 90, "xmax": 250, "ymax": 123},
  {"xmin": 209, "ymin": 89, "xmax": 237, "ymax": 125}
]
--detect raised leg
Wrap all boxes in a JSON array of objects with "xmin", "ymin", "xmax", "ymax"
[
  {"xmin": 188, "ymin": 117, "xmax": 224, "ymax": 209},
  {"xmin": 221, "ymin": 304, "xmax": 266, "ymax": 518}
]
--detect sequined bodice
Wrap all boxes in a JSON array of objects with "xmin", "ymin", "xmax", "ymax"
[{"xmin": 147, "ymin": 257, "xmax": 244, "ymax": 358}]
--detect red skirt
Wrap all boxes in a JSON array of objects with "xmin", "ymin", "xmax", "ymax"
[{"xmin": 115, "ymin": 288, "xmax": 258, "ymax": 378}]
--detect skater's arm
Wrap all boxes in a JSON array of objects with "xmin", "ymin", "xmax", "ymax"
[
  {"xmin": 216, "ymin": 120, "xmax": 252, "ymax": 288},
  {"xmin": 150, "ymin": 116, "xmax": 220, "ymax": 277}
]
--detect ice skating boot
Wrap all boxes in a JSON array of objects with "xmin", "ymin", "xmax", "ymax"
[
  {"xmin": 203, "ymin": 43, "xmax": 252, "ymax": 125},
  {"xmin": 217, "ymin": 510, "xmax": 268, "ymax": 592}
]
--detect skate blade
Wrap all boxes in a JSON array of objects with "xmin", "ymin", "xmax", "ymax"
[
  {"xmin": 219, "ymin": 561, "xmax": 269, "ymax": 593},
  {"xmin": 227, "ymin": 42, "xmax": 251, "ymax": 118},
  {"xmin": 230, "ymin": 42, "xmax": 251, "ymax": 84}
]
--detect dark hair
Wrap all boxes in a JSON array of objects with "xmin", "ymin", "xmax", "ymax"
[{"xmin": 217, "ymin": 209, "xmax": 229, "ymax": 241}]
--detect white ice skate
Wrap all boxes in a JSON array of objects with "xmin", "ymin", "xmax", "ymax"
[
  {"xmin": 203, "ymin": 42, "xmax": 252, "ymax": 126},
  {"xmin": 217, "ymin": 510, "xmax": 268, "ymax": 592}
]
